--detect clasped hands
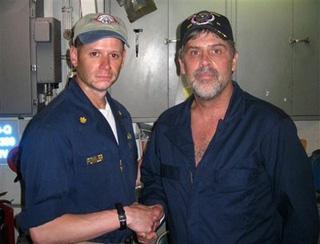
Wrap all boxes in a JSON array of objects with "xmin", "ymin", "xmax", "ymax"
[{"xmin": 125, "ymin": 203, "xmax": 164, "ymax": 244}]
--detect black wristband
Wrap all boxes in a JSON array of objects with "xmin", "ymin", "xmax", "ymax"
[{"xmin": 115, "ymin": 203, "xmax": 127, "ymax": 230}]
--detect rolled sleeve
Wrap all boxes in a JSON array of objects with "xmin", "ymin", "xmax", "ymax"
[{"xmin": 19, "ymin": 126, "xmax": 72, "ymax": 231}]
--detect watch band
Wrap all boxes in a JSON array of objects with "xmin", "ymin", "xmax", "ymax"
[{"xmin": 115, "ymin": 203, "xmax": 127, "ymax": 230}]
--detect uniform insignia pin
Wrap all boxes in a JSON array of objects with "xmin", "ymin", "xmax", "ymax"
[
  {"xmin": 86, "ymin": 154, "xmax": 104, "ymax": 165},
  {"xmin": 80, "ymin": 116, "xmax": 87, "ymax": 124},
  {"xmin": 127, "ymin": 133, "xmax": 132, "ymax": 140}
]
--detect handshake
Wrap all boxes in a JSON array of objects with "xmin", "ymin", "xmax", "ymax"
[{"xmin": 124, "ymin": 203, "xmax": 164, "ymax": 244}]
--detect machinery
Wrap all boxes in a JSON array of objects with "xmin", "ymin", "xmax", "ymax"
[{"xmin": 0, "ymin": 0, "xmax": 61, "ymax": 117}]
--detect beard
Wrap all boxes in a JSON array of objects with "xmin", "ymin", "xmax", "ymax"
[{"xmin": 186, "ymin": 66, "xmax": 228, "ymax": 100}]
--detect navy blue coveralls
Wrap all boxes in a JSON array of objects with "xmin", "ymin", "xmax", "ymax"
[
  {"xmin": 141, "ymin": 82, "xmax": 319, "ymax": 244},
  {"xmin": 19, "ymin": 79, "xmax": 137, "ymax": 243}
]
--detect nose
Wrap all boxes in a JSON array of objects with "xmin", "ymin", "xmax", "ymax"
[
  {"xmin": 199, "ymin": 51, "xmax": 210, "ymax": 67},
  {"xmin": 99, "ymin": 56, "xmax": 111, "ymax": 70}
]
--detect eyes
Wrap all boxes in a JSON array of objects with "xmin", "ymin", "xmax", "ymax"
[
  {"xmin": 186, "ymin": 45, "xmax": 226, "ymax": 58},
  {"xmin": 110, "ymin": 53, "xmax": 121, "ymax": 59},
  {"xmin": 88, "ymin": 50, "xmax": 122, "ymax": 60},
  {"xmin": 89, "ymin": 51, "xmax": 100, "ymax": 57}
]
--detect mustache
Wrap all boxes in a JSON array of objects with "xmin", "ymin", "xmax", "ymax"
[{"xmin": 194, "ymin": 66, "xmax": 219, "ymax": 79}]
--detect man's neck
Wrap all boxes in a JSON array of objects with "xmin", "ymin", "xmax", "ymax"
[
  {"xmin": 88, "ymin": 94, "xmax": 107, "ymax": 109},
  {"xmin": 190, "ymin": 82, "xmax": 234, "ymax": 166}
]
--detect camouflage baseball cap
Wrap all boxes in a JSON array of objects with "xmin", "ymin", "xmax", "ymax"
[{"xmin": 72, "ymin": 13, "xmax": 129, "ymax": 47}]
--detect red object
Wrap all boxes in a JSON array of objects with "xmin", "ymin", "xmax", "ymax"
[
  {"xmin": 7, "ymin": 147, "xmax": 19, "ymax": 173},
  {"xmin": 0, "ymin": 201, "xmax": 15, "ymax": 244}
]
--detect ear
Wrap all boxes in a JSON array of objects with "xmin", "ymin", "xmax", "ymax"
[
  {"xmin": 178, "ymin": 57, "xmax": 186, "ymax": 75},
  {"xmin": 69, "ymin": 46, "xmax": 78, "ymax": 68},
  {"xmin": 231, "ymin": 51, "xmax": 239, "ymax": 73}
]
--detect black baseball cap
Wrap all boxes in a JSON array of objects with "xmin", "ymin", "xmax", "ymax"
[{"xmin": 180, "ymin": 10, "xmax": 233, "ymax": 46}]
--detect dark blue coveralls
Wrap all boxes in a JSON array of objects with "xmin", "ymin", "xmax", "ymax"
[
  {"xmin": 19, "ymin": 79, "xmax": 138, "ymax": 243},
  {"xmin": 141, "ymin": 82, "xmax": 319, "ymax": 244}
]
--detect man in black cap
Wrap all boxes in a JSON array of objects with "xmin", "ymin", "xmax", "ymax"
[
  {"xmin": 18, "ymin": 13, "xmax": 163, "ymax": 243},
  {"xmin": 140, "ymin": 10, "xmax": 319, "ymax": 243}
]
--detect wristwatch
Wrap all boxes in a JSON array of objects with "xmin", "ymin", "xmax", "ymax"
[{"xmin": 115, "ymin": 203, "xmax": 127, "ymax": 230}]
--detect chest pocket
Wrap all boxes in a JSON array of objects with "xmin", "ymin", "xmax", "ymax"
[
  {"xmin": 212, "ymin": 168, "xmax": 257, "ymax": 193},
  {"xmin": 75, "ymin": 149, "xmax": 117, "ymax": 180}
]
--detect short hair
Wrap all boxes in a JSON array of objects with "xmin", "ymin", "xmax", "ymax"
[{"xmin": 73, "ymin": 37, "xmax": 84, "ymax": 48}]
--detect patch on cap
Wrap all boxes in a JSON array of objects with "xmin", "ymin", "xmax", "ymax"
[
  {"xmin": 191, "ymin": 11, "xmax": 215, "ymax": 25},
  {"xmin": 96, "ymin": 14, "xmax": 118, "ymax": 24}
]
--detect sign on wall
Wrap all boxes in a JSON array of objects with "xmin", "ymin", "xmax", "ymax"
[{"xmin": 0, "ymin": 120, "xmax": 19, "ymax": 165}]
